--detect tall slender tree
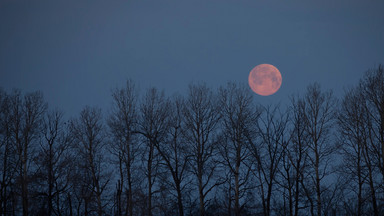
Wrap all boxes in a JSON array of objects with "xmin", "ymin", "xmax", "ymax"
[
  {"xmin": 34, "ymin": 109, "xmax": 73, "ymax": 216},
  {"xmin": 284, "ymin": 96, "xmax": 310, "ymax": 216},
  {"xmin": 218, "ymin": 82, "xmax": 260, "ymax": 216},
  {"xmin": 8, "ymin": 90, "xmax": 47, "ymax": 216},
  {"xmin": 0, "ymin": 89, "xmax": 17, "ymax": 216},
  {"xmin": 138, "ymin": 88, "xmax": 170, "ymax": 216},
  {"xmin": 70, "ymin": 106, "xmax": 110, "ymax": 216},
  {"xmin": 154, "ymin": 95, "xmax": 190, "ymax": 216},
  {"xmin": 249, "ymin": 105, "xmax": 289, "ymax": 216},
  {"xmin": 302, "ymin": 83, "xmax": 337, "ymax": 216},
  {"xmin": 361, "ymin": 65, "xmax": 384, "ymax": 181},
  {"xmin": 338, "ymin": 87, "xmax": 372, "ymax": 215},
  {"xmin": 183, "ymin": 83, "xmax": 221, "ymax": 216},
  {"xmin": 338, "ymin": 65, "xmax": 384, "ymax": 216},
  {"xmin": 108, "ymin": 80, "xmax": 139, "ymax": 216}
]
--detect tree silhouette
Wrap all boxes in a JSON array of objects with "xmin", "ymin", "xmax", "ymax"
[
  {"xmin": 108, "ymin": 80, "xmax": 139, "ymax": 216},
  {"xmin": 0, "ymin": 65, "xmax": 384, "ymax": 215},
  {"xmin": 302, "ymin": 83, "xmax": 338, "ymax": 216},
  {"xmin": 70, "ymin": 106, "xmax": 110, "ymax": 216},
  {"xmin": 218, "ymin": 82, "xmax": 260, "ymax": 216},
  {"xmin": 138, "ymin": 88, "xmax": 170, "ymax": 216},
  {"xmin": 183, "ymin": 83, "xmax": 221, "ymax": 216}
]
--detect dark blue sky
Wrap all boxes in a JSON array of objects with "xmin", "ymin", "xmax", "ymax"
[{"xmin": 1, "ymin": 0, "xmax": 383, "ymax": 116}]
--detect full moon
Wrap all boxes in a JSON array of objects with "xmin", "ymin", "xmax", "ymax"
[{"xmin": 248, "ymin": 64, "xmax": 282, "ymax": 96}]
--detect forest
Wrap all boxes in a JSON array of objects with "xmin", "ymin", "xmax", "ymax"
[{"xmin": 0, "ymin": 65, "xmax": 384, "ymax": 216}]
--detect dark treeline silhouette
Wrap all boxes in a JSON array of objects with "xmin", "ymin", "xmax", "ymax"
[{"xmin": 1, "ymin": 65, "xmax": 384, "ymax": 216}]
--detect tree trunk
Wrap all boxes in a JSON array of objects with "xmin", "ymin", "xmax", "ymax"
[
  {"xmin": 357, "ymin": 145, "xmax": 363, "ymax": 216},
  {"xmin": 287, "ymin": 171, "xmax": 293, "ymax": 216},
  {"xmin": 315, "ymin": 143, "xmax": 321, "ymax": 216},
  {"xmin": 48, "ymin": 144, "xmax": 53, "ymax": 216},
  {"xmin": 266, "ymin": 181, "xmax": 272, "ymax": 216},
  {"xmin": 147, "ymin": 143, "xmax": 154, "ymax": 216},
  {"xmin": 117, "ymin": 180, "xmax": 122, "ymax": 216},
  {"xmin": 234, "ymin": 146, "xmax": 240, "ymax": 216},
  {"xmin": 127, "ymin": 174, "xmax": 133, "ymax": 216},
  {"xmin": 22, "ymin": 143, "xmax": 28, "ymax": 216},
  {"xmin": 294, "ymin": 160, "xmax": 301, "ymax": 216},
  {"xmin": 198, "ymin": 162, "xmax": 204, "ymax": 216},
  {"xmin": 364, "ymin": 145, "xmax": 379, "ymax": 216},
  {"xmin": 176, "ymin": 181, "xmax": 184, "ymax": 216}
]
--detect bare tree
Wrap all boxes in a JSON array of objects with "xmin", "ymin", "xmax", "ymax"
[
  {"xmin": 7, "ymin": 90, "xmax": 47, "ymax": 216},
  {"xmin": 108, "ymin": 80, "xmax": 139, "ymax": 216},
  {"xmin": 248, "ymin": 105, "xmax": 289, "ymax": 216},
  {"xmin": 137, "ymin": 88, "xmax": 170, "ymax": 216},
  {"xmin": 281, "ymin": 96, "xmax": 310, "ymax": 216},
  {"xmin": 335, "ymin": 66, "xmax": 384, "ymax": 216},
  {"xmin": 301, "ymin": 83, "xmax": 337, "ymax": 216},
  {"xmin": 0, "ymin": 89, "xmax": 18, "ymax": 216},
  {"xmin": 218, "ymin": 82, "xmax": 260, "ymax": 216},
  {"xmin": 70, "ymin": 106, "xmax": 110, "ymax": 216},
  {"xmin": 154, "ymin": 95, "xmax": 190, "ymax": 216},
  {"xmin": 182, "ymin": 83, "xmax": 222, "ymax": 216},
  {"xmin": 32, "ymin": 109, "xmax": 73, "ymax": 216},
  {"xmin": 361, "ymin": 65, "xmax": 384, "ymax": 182},
  {"xmin": 4, "ymin": 68, "xmax": 384, "ymax": 215},
  {"xmin": 337, "ymin": 87, "xmax": 371, "ymax": 215},
  {"xmin": 340, "ymin": 65, "xmax": 384, "ymax": 216}
]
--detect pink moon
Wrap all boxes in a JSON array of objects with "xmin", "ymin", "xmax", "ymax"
[{"xmin": 248, "ymin": 64, "xmax": 282, "ymax": 96}]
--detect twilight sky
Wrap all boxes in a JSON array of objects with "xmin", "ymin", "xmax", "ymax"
[{"xmin": 1, "ymin": 0, "xmax": 383, "ymax": 116}]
